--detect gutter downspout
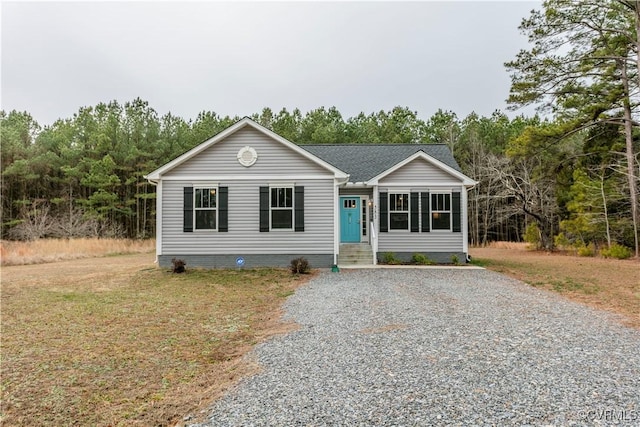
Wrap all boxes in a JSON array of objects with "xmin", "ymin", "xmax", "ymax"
[{"xmin": 464, "ymin": 181, "xmax": 478, "ymax": 263}]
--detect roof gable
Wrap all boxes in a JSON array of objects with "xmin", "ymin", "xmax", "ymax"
[
  {"xmin": 370, "ymin": 151, "xmax": 476, "ymax": 186},
  {"xmin": 146, "ymin": 118, "xmax": 348, "ymax": 180},
  {"xmin": 302, "ymin": 144, "xmax": 474, "ymax": 186}
]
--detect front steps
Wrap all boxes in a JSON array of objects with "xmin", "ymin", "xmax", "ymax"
[{"xmin": 338, "ymin": 243, "xmax": 374, "ymax": 265}]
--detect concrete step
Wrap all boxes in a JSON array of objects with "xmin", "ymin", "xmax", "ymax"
[
  {"xmin": 338, "ymin": 256, "xmax": 373, "ymax": 264},
  {"xmin": 338, "ymin": 258, "xmax": 373, "ymax": 265},
  {"xmin": 338, "ymin": 244, "xmax": 373, "ymax": 265}
]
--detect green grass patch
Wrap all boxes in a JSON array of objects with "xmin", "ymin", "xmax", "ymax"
[
  {"xmin": 469, "ymin": 257, "xmax": 491, "ymax": 267},
  {"xmin": 2, "ymin": 264, "xmax": 305, "ymax": 426}
]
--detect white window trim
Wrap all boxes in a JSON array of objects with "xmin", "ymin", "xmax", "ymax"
[
  {"xmin": 388, "ymin": 192, "xmax": 410, "ymax": 231},
  {"xmin": 193, "ymin": 185, "xmax": 218, "ymax": 231},
  {"xmin": 431, "ymin": 191, "xmax": 452, "ymax": 232},
  {"xmin": 269, "ymin": 185, "xmax": 294, "ymax": 231}
]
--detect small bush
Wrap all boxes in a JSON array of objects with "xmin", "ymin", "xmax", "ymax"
[
  {"xmin": 381, "ymin": 252, "xmax": 401, "ymax": 265},
  {"xmin": 171, "ymin": 258, "xmax": 186, "ymax": 273},
  {"xmin": 600, "ymin": 243, "xmax": 632, "ymax": 259},
  {"xmin": 554, "ymin": 233, "xmax": 572, "ymax": 250},
  {"xmin": 523, "ymin": 223, "xmax": 541, "ymax": 248},
  {"xmin": 411, "ymin": 253, "xmax": 433, "ymax": 265},
  {"xmin": 450, "ymin": 254, "xmax": 460, "ymax": 265},
  {"xmin": 290, "ymin": 257, "xmax": 310, "ymax": 274},
  {"xmin": 576, "ymin": 243, "xmax": 595, "ymax": 257}
]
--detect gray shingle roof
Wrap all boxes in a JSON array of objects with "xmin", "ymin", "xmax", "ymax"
[{"xmin": 301, "ymin": 144, "xmax": 461, "ymax": 183}]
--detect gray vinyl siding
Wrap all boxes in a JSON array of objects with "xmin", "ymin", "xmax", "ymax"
[
  {"xmin": 378, "ymin": 155, "xmax": 466, "ymax": 253},
  {"xmin": 377, "ymin": 230, "xmax": 464, "ymax": 252},
  {"xmin": 377, "ymin": 186, "xmax": 465, "ymax": 252},
  {"xmin": 381, "ymin": 158, "xmax": 457, "ymax": 184},
  {"xmin": 164, "ymin": 127, "xmax": 329, "ymax": 178},
  {"xmin": 162, "ymin": 179, "xmax": 334, "ymax": 255}
]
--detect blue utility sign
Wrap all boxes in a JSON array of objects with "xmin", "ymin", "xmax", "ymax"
[{"xmin": 236, "ymin": 257, "xmax": 245, "ymax": 267}]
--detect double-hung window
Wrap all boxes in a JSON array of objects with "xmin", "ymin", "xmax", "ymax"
[
  {"xmin": 431, "ymin": 193, "xmax": 451, "ymax": 230},
  {"xmin": 270, "ymin": 187, "xmax": 293, "ymax": 229},
  {"xmin": 389, "ymin": 193, "xmax": 409, "ymax": 230},
  {"xmin": 194, "ymin": 187, "xmax": 217, "ymax": 230}
]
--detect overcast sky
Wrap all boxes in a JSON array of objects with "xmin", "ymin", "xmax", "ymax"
[{"xmin": 1, "ymin": 1, "xmax": 541, "ymax": 127}]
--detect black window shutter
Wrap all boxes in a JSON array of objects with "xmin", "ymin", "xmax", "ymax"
[
  {"xmin": 421, "ymin": 192, "xmax": 430, "ymax": 232},
  {"xmin": 259, "ymin": 186, "xmax": 269, "ymax": 232},
  {"xmin": 294, "ymin": 186, "xmax": 304, "ymax": 232},
  {"xmin": 379, "ymin": 192, "xmax": 388, "ymax": 232},
  {"xmin": 183, "ymin": 187, "xmax": 193, "ymax": 232},
  {"xmin": 218, "ymin": 187, "xmax": 228, "ymax": 232},
  {"xmin": 410, "ymin": 192, "xmax": 419, "ymax": 232},
  {"xmin": 452, "ymin": 191, "xmax": 461, "ymax": 232}
]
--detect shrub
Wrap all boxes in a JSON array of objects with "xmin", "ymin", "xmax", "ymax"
[
  {"xmin": 576, "ymin": 243, "xmax": 595, "ymax": 257},
  {"xmin": 290, "ymin": 257, "xmax": 310, "ymax": 274},
  {"xmin": 554, "ymin": 233, "xmax": 572, "ymax": 250},
  {"xmin": 600, "ymin": 243, "xmax": 632, "ymax": 260},
  {"xmin": 381, "ymin": 252, "xmax": 401, "ymax": 265},
  {"xmin": 171, "ymin": 258, "xmax": 186, "ymax": 273},
  {"xmin": 523, "ymin": 223, "xmax": 541, "ymax": 248},
  {"xmin": 411, "ymin": 253, "xmax": 433, "ymax": 265},
  {"xmin": 450, "ymin": 254, "xmax": 460, "ymax": 265}
]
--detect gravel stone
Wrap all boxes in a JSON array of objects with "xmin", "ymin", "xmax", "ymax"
[{"xmin": 194, "ymin": 269, "xmax": 640, "ymax": 426}]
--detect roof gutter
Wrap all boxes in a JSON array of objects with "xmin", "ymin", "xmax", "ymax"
[{"xmin": 144, "ymin": 175, "xmax": 159, "ymax": 186}]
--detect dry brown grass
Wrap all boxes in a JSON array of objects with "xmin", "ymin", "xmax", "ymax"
[
  {"xmin": 482, "ymin": 241, "xmax": 530, "ymax": 250},
  {"xmin": 0, "ymin": 238, "xmax": 155, "ymax": 266},
  {"xmin": 1, "ymin": 253, "xmax": 309, "ymax": 426},
  {"xmin": 471, "ymin": 244, "xmax": 640, "ymax": 329}
]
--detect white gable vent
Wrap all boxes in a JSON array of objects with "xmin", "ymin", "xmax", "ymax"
[{"xmin": 237, "ymin": 146, "xmax": 258, "ymax": 167}]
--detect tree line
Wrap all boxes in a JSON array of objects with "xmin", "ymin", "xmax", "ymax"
[
  {"xmin": 1, "ymin": 0, "xmax": 639, "ymax": 257},
  {"xmin": 0, "ymin": 102, "xmax": 530, "ymax": 241}
]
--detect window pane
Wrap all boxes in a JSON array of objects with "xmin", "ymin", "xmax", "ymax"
[
  {"xmin": 432, "ymin": 212, "xmax": 450, "ymax": 230},
  {"xmin": 362, "ymin": 204, "xmax": 367, "ymax": 236},
  {"xmin": 195, "ymin": 188, "xmax": 216, "ymax": 208},
  {"xmin": 431, "ymin": 194, "xmax": 451, "ymax": 212},
  {"xmin": 196, "ymin": 210, "xmax": 216, "ymax": 229},
  {"xmin": 390, "ymin": 194, "xmax": 408, "ymax": 211},
  {"xmin": 284, "ymin": 188, "xmax": 292, "ymax": 207},
  {"xmin": 271, "ymin": 187, "xmax": 293, "ymax": 208},
  {"xmin": 272, "ymin": 210, "xmax": 292, "ymax": 229},
  {"xmin": 390, "ymin": 212, "xmax": 409, "ymax": 230},
  {"xmin": 208, "ymin": 189, "xmax": 217, "ymax": 208}
]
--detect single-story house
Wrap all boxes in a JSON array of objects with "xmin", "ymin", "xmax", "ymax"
[{"xmin": 145, "ymin": 117, "xmax": 477, "ymax": 268}]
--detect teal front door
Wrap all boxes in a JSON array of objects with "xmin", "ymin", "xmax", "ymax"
[{"xmin": 340, "ymin": 197, "xmax": 361, "ymax": 243}]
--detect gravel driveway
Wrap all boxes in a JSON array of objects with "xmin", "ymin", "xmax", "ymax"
[{"xmin": 196, "ymin": 269, "xmax": 640, "ymax": 426}]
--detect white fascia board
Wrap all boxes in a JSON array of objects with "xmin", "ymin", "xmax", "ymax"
[
  {"xmin": 157, "ymin": 174, "xmax": 335, "ymax": 181},
  {"xmin": 366, "ymin": 151, "xmax": 477, "ymax": 187},
  {"xmin": 377, "ymin": 182, "xmax": 469, "ymax": 188},
  {"xmin": 146, "ymin": 117, "xmax": 348, "ymax": 181}
]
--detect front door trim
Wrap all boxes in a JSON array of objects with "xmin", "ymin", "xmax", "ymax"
[{"xmin": 340, "ymin": 196, "xmax": 361, "ymax": 243}]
